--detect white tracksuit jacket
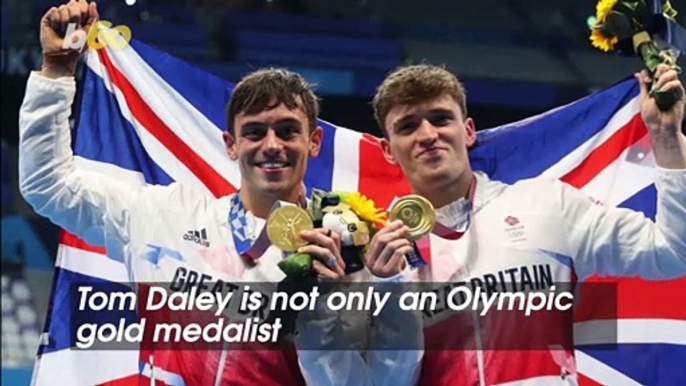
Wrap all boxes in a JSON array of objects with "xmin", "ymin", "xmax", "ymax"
[
  {"xmin": 413, "ymin": 168, "xmax": 686, "ymax": 386},
  {"xmin": 18, "ymin": 72, "xmax": 422, "ymax": 386}
]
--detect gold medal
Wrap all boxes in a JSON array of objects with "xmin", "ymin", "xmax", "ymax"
[
  {"xmin": 389, "ymin": 195, "xmax": 436, "ymax": 240},
  {"xmin": 266, "ymin": 206, "xmax": 314, "ymax": 251}
]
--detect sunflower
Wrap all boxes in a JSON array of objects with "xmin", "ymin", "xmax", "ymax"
[
  {"xmin": 340, "ymin": 192, "xmax": 387, "ymax": 226},
  {"xmin": 595, "ymin": 0, "xmax": 618, "ymax": 23},
  {"xmin": 590, "ymin": 30, "xmax": 619, "ymax": 51},
  {"xmin": 589, "ymin": 0, "xmax": 620, "ymax": 51}
]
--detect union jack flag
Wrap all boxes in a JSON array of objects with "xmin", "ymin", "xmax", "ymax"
[{"xmin": 30, "ymin": 38, "xmax": 686, "ymax": 385}]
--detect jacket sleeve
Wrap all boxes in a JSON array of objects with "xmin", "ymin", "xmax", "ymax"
[
  {"xmin": 19, "ymin": 71, "xmax": 141, "ymax": 261},
  {"xmin": 557, "ymin": 168, "xmax": 686, "ymax": 281},
  {"xmin": 294, "ymin": 269, "xmax": 422, "ymax": 386}
]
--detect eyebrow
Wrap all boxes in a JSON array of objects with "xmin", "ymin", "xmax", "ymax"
[
  {"xmin": 392, "ymin": 108, "xmax": 454, "ymax": 129},
  {"xmin": 428, "ymin": 108, "xmax": 454, "ymax": 115},
  {"xmin": 240, "ymin": 117, "xmax": 303, "ymax": 131},
  {"xmin": 272, "ymin": 118, "xmax": 303, "ymax": 127},
  {"xmin": 239, "ymin": 122, "xmax": 266, "ymax": 133}
]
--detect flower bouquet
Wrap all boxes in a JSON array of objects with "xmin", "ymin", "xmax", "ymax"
[{"xmin": 590, "ymin": 0, "xmax": 682, "ymax": 110}]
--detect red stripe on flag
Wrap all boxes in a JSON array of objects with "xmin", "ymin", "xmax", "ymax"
[
  {"xmin": 96, "ymin": 374, "xmax": 142, "ymax": 386},
  {"xmin": 358, "ymin": 134, "xmax": 412, "ymax": 209},
  {"xmin": 584, "ymin": 276, "xmax": 686, "ymax": 320},
  {"xmin": 97, "ymin": 50, "xmax": 236, "ymax": 198},
  {"xmin": 615, "ymin": 278, "xmax": 686, "ymax": 319},
  {"xmin": 578, "ymin": 373, "xmax": 605, "ymax": 386},
  {"xmin": 561, "ymin": 114, "xmax": 647, "ymax": 188},
  {"xmin": 60, "ymin": 230, "xmax": 107, "ymax": 255}
]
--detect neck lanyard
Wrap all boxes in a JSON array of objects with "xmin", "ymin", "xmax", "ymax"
[
  {"xmin": 412, "ymin": 176, "xmax": 478, "ymax": 267},
  {"xmin": 432, "ymin": 175, "xmax": 478, "ymax": 240},
  {"xmin": 229, "ymin": 191, "xmax": 270, "ymax": 260},
  {"xmin": 229, "ymin": 190, "xmax": 309, "ymax": 260}
]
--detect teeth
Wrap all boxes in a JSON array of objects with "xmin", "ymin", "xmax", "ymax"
[{"xmin": 261, "ymin": 162, "xmax": 287, "ymax": 169}]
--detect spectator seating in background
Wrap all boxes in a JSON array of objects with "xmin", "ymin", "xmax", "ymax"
[
  {"xmin": 2, "ymin": 216, "xmax": 55, "ymax": 271},
  {"xmin": 566, "ymin": 50, "xmax": 643, "ymax": 87},
  {"xmin": 117, "ymin": 9, "xmax": 403, "ymax": 94},
  {"xmin": 237, "ymin": 30, "xmax": 402, "ymax": 70},
  {"xmin": 1, "ymin": 272, "xmax": 41, "ymax": 366},
  {"xmin": 224, "ymin": 11, "xmax": 389, "ymax": 39},
  {"xmin": 401, "ymin": 39, "xmax": 578, "ymax": 85},
  {"xmin": 22, "ymin": 0, "xmax": 643, "ymax": 100},
  {"xmin": 381, "ymin": 0, "xmax": 524, "ymax": 33},
  {"xmin": 225, "ymin": 12, "xmax": 400, "ymax": 71},
  {"xmin": 138, "ymin": 5, "xmax": 198, "ymax": 25},
  {"xmin": 122, "ymin": 22, "xmax": 209, "ymax": 61}
]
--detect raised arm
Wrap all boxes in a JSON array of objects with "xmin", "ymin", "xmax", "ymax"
[
  {"xmin": 562, "ymin": 66, "xmax": 686, "ymax": 281},
  {"xmin": 19, "ymin": 0, "xmax": 138, "ymax": 259}
]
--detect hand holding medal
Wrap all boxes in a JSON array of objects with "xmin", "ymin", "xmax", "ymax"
[
  {"xmin": 265, "ymin": 205, "xmax": 322, "ymax": 277},
  {"xmin": 364, "ymin": 195, "xmax": 436, "ymax": 276},
  {"xmin": 389, "ymin": 195, "xmax": 436, "ymax": 240},
  {"xmin": 266, "ymin": 190, "xmax": 385, "ymax": 279},
  {"xmin": 266, "ymin": 206, "xmax": 313, "ymax": 252}
]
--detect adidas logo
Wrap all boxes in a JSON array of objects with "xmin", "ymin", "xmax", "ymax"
[{"xmin": 183, "ymin": 228, "xmax": 210, "ymax": 247}]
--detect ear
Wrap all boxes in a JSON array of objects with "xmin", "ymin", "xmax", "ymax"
[
  {"xmin": 380, "ymin": 137, "xmax": 397, "ymax": 164},
  {"xmin": 309, "ymin": 126, "xmax": 324, "ymax": 157},
  {"xmin": 223, "ymin": 131, "xmax": 238, "ymax": 161},
  {"xmin": 464, "ymin": 117, "xmax": 477, "ymax": 148}
]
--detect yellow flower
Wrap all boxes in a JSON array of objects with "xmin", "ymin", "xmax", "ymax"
[
  {"xmin": 590, "ymin": 30, "xmax": 619, "ymax": 51},
  {"xmin": 342, "ymin": 192, "xmax": 387, "ymax": 226},
  {"xmin": 595, "ymin": 0, "xmax": 618, "ymax": 23},
  {"xmin": 589, "ymin": 0, "xmax": 619, "ymax": 51}
]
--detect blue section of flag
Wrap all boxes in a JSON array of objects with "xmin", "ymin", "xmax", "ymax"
[
  {"xmin": 470, "ymin": 79, "xmax": 640, "ymax": 182},
  {"xmin": 618, "ymin": 183, "xmax": 658, "ymax": 221},
  {"xmin": 581, "ymin": 343, "xmax": 686, "ymax": 384},
  {"xmin": 76, "ymin": 66, "xmax": 174, "ymax": 186},
  {"xmin": 304, "ymin": 120, "xmax": 336, "ymax": 193},
  {"xmin": 130, "ymin": 40, "xmax": 234, "ymax": 133},
  {"xmin": 40, "ymin": 268, "xmax": 137, "ymax": 355}
]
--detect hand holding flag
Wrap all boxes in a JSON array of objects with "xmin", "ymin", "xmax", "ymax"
[{"xmin": 636, "ymin": 64, "xmax": 686, "ymax": 169}]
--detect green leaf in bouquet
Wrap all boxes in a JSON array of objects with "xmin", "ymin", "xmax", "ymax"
[
  {"xmin": 310, "ymin": 188, "xmax": 326, "ymax": 222},
  {"xmin": 278, "ymin": 253, "xmax": 313, "ymax": 277},
  {"xmin": 634, "ymin": 36, "xmax": 682, "ymax": 111}
]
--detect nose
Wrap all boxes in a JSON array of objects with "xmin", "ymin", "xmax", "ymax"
[
  {"xmin": 416, "ymin": 119, "xmax": 438, "ymax": 145},
  {"xmin": 262, "ymin": 129, "xmax": 284, "ymax": 155}
]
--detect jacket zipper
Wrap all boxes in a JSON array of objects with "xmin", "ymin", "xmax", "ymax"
[
  {"xmin": 214, "ymin": 341, "xmax": 229, "ymax": 386},
  {"xmin": 472, "ymin": 310, "xmax": 486, "ymax": 386}
]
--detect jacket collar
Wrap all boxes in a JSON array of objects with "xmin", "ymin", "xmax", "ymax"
[{"xmin": 435, "ymin": 171, "xmax": 507, "ymax": 229}]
